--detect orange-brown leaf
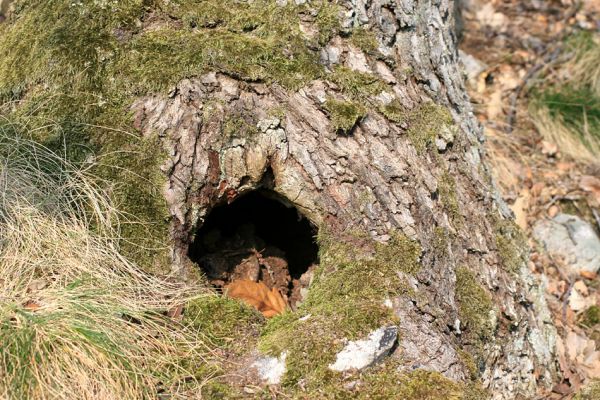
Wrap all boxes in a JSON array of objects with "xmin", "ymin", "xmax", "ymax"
[{"xmin": 225, "ymin": 280, "xmax": 287, "ymax": 318}]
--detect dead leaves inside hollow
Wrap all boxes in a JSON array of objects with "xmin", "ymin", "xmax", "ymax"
[{"xmin": 225, "ymin": 280, "xmax": 287, "ymax": 318}]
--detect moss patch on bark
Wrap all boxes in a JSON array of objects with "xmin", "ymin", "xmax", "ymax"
[{"xmin": 494, "ymin": 218, "xmax": 528, "ymax": 274}]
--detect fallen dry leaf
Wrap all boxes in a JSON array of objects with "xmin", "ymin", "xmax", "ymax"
[
  {"xmin": 225, "ymin": 280, "xmax": 287, "ymax": 318},
  {"xmin": 487, "ymin": 89, "xmax": 503, "ymax": 119},
  {"xmin": 569, "ymin": 288, "xmax": 596, "ymax": 312},
  {"xmin": 510, "ymin": 189, "xmax": 530, "ymax": 230},
  {"xmin": 23, "ymin": 300, "xmax": 41, "ymax": 311},
  {"xmin": 541, "ymin": 140, "xmax": 558, "ymax": 157},
  {"xmin": 476, "ymin": 3, "xmax": 507, "ymax": 30},
  {"xmin": 580, "ymin": 270, "xmax": 598, "ymax": 280},
  {"xmin": 579, "ymin": 175, "xmax": 600, "ymax": 203}
]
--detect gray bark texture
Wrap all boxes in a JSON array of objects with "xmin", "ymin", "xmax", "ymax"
[{"xmin": 133, "ymin": 0, "xmax": 558, "ymax": 398}]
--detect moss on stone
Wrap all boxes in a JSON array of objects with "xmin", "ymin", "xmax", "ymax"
[
  {"xmin": 323, "ymin": 98, "xmax": 367, "ymax": 134},
  {"xmin": 259, "ymin": 229, "xmax": 421, "ymax": 391},
  {"xmin": 455, "ymin": 267, "xmax": 494, "ymax": 343},
  {"xmin": 494, "ymin": 218, "xmax": 528, "ymax": 274}
]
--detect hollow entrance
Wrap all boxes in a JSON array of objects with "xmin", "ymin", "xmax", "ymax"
[{"xmin": 188, "ymin": 190, "xmax": 319, "ymax": 309}]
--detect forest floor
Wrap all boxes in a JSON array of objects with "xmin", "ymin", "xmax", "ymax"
[{"xmin": 459, "ymin": 0, "xmax": 600, "ymax": 397}]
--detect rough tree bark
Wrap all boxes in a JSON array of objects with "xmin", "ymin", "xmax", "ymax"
[{"xmin": 131, "ymin": 0, "xmax": 557, "ymax": 398}]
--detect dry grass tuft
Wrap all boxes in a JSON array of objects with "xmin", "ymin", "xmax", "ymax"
[
  {"xmin": 568, "ymin": 34, "xmax": 600, "ymax": 95},
  {"xmin": 529, "ymin": 105, "xmax": 600, "ymax": 163},
  {"xmin": 530, "ymin": 33, "xmax": 600, "ymax": 163},
  {"xmin": 0, "ymin": 131, "xmax": 212, "ymax": 399}
]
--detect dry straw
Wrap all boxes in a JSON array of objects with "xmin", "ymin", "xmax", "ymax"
[
  {"xmin": 0, "ymin": 129, "xmax": 212, "ymax": 399},
  {"xmin": 529, "ymin": 34, "xmax": 600, "ymax": 163}
]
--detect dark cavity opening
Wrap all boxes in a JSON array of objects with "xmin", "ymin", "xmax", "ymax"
[{"xmin": 188, "ymin": 190, "xmax": 319, "ymax": 307}]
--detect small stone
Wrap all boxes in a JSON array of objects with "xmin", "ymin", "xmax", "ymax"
[
  {"xmin": 257, "ymin": 117, "xmax": 281, "ymax": 132},
  {"xmin": 321, "ymin": 45, "xmax": 341, "ymax": 65},
  {"xmin": 459, "ymin": 50, "xmax": 487, "ymax": 89},
  {"xmin": 533, "ymin": 214, "xmax": 600, "ymax": 275},
  {"xmin": 435, "ymin": 137, "xmax": 448, "ymax": 152},
  {"xmin": 328, "ymin": 326, "xmax": 398, "ymax": 372},
  {"xmin": 252, "ymin": 352, "xmax": 287, "ymax": 385},
  {"xmin": 454, "ymin": 319, "xmax": 462, "ymax": 335},
  {"xmin": 299, "ymin": 314, "xmax": 312, "ymax": 321}
]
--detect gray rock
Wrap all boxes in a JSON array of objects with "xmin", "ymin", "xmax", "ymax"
[
  {"xmin": 328, "ymin": 326, "xmax": 398, "ymax": 372},
  {"xmin": 459, "ymin": 50, "xmax": 486, "ymax": 89},
  {"xmin": 533, "ymin": 214, "xmax": 600, "ymax": 275}
]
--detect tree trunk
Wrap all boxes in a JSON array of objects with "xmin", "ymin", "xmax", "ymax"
[{"xmin": 131, "ymin": 0, "xmax": 557, "ymax": 398}]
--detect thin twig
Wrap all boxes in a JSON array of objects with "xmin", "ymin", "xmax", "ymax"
[{"xmin": 592, "ymin": 208, "xmax": 600, "ymax": 232}]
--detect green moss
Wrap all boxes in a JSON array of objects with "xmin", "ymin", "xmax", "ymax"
[
  {"xmin": 438, "ymin": 172, "xmax": 463, "ymax": 225},
  {"xmin": 313, "ymin": 1, "xmax": 342, "ymax": 46},
  {"xmin": 179, "ymin": 295, "xmax": 264, "ymax": 398},
  {"xmin": 359, "ymin": 366, "xmax": 464, "ymax": 400},
  {"xmin": 328, "ymin": 66, "xmax": 387, "ymax": 98},
  {"xmin": 379, "ymin": 101, "xmax": 454, "ymax": 153},
  {"xmin": 184, "ymin": 295, "xmax": 263, "ymax": 350},
  {"xmin": 285, "ymin": 359, "xmax": 474, "ymax": 399},
  {"xmin": 97, "ymin": 133, "xmax": 171, "ymax": 272},
  {"xmin": 494, "ymin": 218, "xmax": 528, "ymax": 274},
  {"xmin": 575, "ymin": 381, "xmax": 600, "ymax": 400},
  {"xmin": 462, "ymin": 382, "xmax": 491, "ymax": 400},
  {"xmin": 407, "ymin": 103, "xmax": 454, "ymax": 153},
  {"xmin": 323, "ymin": 98, "xmax": 367, "ymax": 134},
  {"xmin": 379, "ymin": 99, "xmax": 406, "ymax": 123},
  {"xmin": 222, "ymin": 115, "xmax": 259, "ymax": 138},
  {"xmin": 259, "ymin": 230, "xmax": 421, "ymax": 390},
  {"xmin": 580, "ymin": 305, "xmax": 600, "ymax": 328},
  {"xmin": 349, "ymin": 27, "xmax": 379, "ymax": 55},
  {"xmin": 117, "ymin": 26, "xmax": 322, "ymax": 93},
  {"xmin": 457, "ymin": 349, "xmax": 478, "ymax": 380},
  {"xmin": 432, "ymin": 226, "xmax": 450, "ymax": 258},
  {"xmin": 455, "ymin": 267, "xmax": 494, "ymax": 343},
  {"xmin": 323, "ymin": 66, "xmax": 391, "ymax": 133}
]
